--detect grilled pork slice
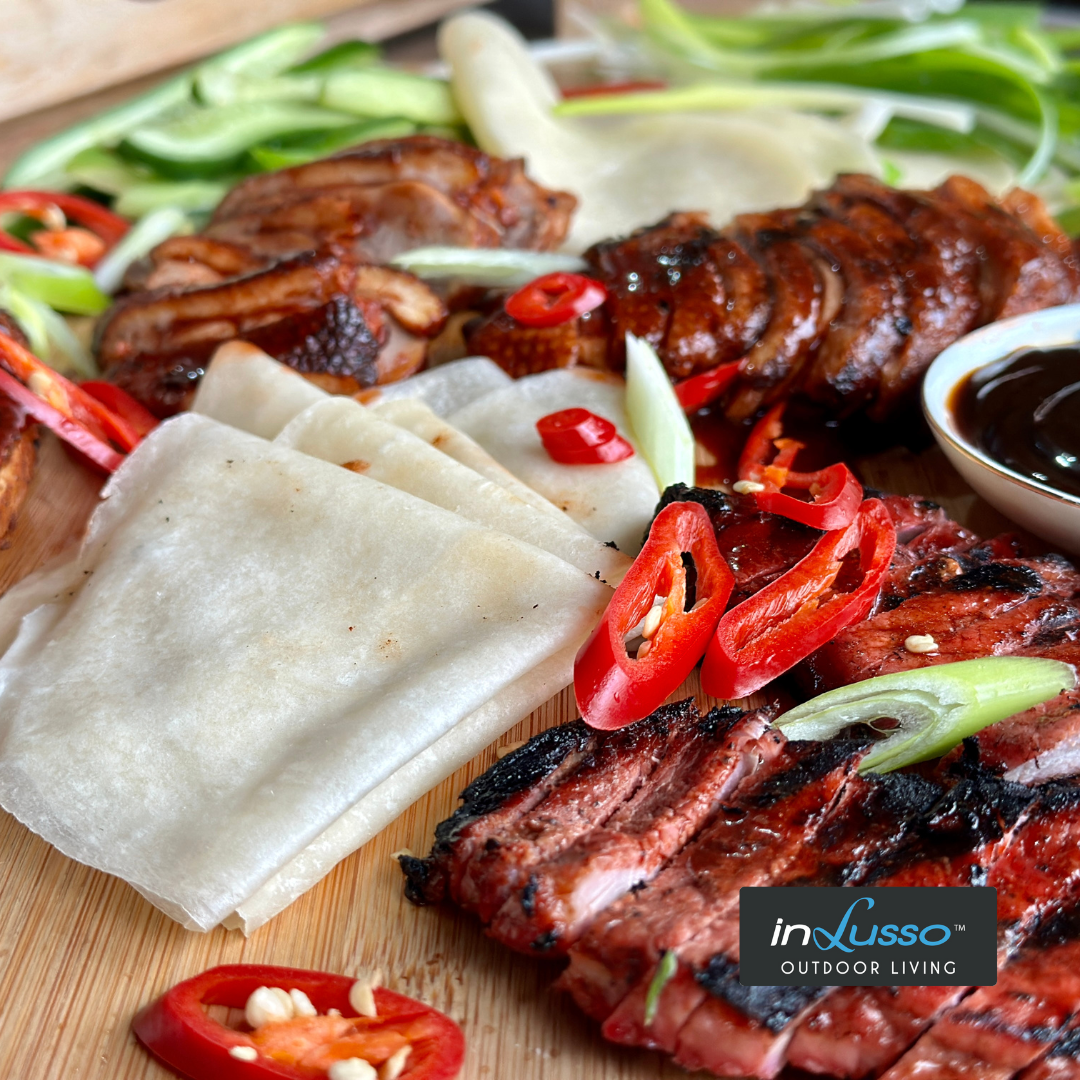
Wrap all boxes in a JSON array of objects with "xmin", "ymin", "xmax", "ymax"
[
  {"xmin": 484, "ymin": 704, "xmax": 780, "ymax": 953},
  {"xmin": 881, "ymin": 902, "xmax": 1080, "ymax": 1080},
  {"xmin": 96, "ymin": 253, "xmax": 447, "ymax": 415},
  {"xmin": 559, "ymin": 739, "xmax": 866, "ymax": 1024},
  {"xmin": 597, "ymin": 770, "xmax": 944, "ymax": 1076},
  {"xmin": 787, "ymin": 780, "xmax": 1080, "ymax": 1079},
  {"xmin": 401, "ymin": 701, "xmax": 778, "ymax": 927}
]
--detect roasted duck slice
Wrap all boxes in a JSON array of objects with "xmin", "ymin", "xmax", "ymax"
[
  {"xmin": 463, "ymin": 174, "xmax": 1080, "ymax": 419},
  {"xmin": 202, "ymin": 135, "xmax": 576, "ymax": 264},
  {"xmin": 97, "ymin": 253, "xmax": 446, "ymax": 415}
]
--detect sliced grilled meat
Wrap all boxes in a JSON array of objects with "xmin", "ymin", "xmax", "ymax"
[
  {"xmin": 485, "ymin": 704, "xmax": 778, "ymax": 953},
  {"xmin": 203, "ymin": 135, "xmax": 576, "ymax": 263},
  {"xmin": 1023, "ymin": 1025, "xmax": 1080, "ymax": 1080},
  {"xmin": 463, "ymin": 175, "xmax": 1080, "ymax": 419},
  {"xmin": 559, "ymin": 739, "xmax": 865, "ymax": 1023},
  {"xmin": 96, "ymin": 253, "xmax": 446, "ymax": 415},
  {"xmin": 788, "ymin": 781, "xmax": 1080, "ymax": 1079}
]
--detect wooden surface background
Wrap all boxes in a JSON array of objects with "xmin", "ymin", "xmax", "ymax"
[
  {"xmin": 0, "ymin": 430, "xmax": 1015, "ymax": 1080},
  {"xmin": 0, "ymin": 0, "xmax": 479, "ymax": 125}
]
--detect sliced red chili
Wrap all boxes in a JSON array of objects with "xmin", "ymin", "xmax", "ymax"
[
  {"xmin": 575, "ymin": 501, "xmax": 734, "ymax": 730},
  {"xmin": 674, "ymin": 358, "xmax": 745, "ymax": 413},
  {"xmin": 701, "ymin": 499, "xmax": 896, "ymax": 700},
  {"xmin": 561, "ymin": 80, "xmax": 667, "ymax": 99},
  {"xmin": 132, "ymin": 964, "xmax": 465, "ymax": 1080},
  {"xmin": 0, "ymin": 367, "xmax": 123, "ymax": 474},
  {"xmin": 0, "ymin": 332, "xmax": 141, "ymax": 453},
  {"xmin": 736, "ymin": 402, "xmax": 863, "ymax": 530},
  {"xmin": 80, "ymin": 381, "xmax": 159, "ymax": 439},
  {"xmin": 536, "ymin": 407, "xmax": 634, "ymax": 465},
  {"xmin": 0, "ymin": 191, "xmax": 129, "ymax": 266},
  {"xmin": 504, "ymin": 272, "xmax": 607, "ymax": 328}
]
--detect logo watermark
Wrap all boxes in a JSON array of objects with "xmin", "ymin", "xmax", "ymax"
[{"xmin": 739, "ymin": 887, "xmax": 997, "ymax": 987}]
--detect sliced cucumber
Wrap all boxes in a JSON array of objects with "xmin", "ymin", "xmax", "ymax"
[
  {"xmin": 248, "ymin": 117, "xmax": 417, "ymax": 170},
  {"xmin": 391, "ymin": 246, "xmax": 587, "ymax": 287},
  {"xmin": 63, "ymin": 147, "xmax": 154, "ymax": 197},
  {"xmin": 113, "ymin": 178, "xmax": 232, "ymax": 217},
  {"xmin": 323, "ymin": 69, "xmax": 462, "ymax": 125},
  {"xmin": 289, "ymin": 40, "xmax": 380, "ymax": 74},
  {"xmin": 121, "ymin": 102, "xmax": 357, "ymax": 177},
  {"xmin": 3, "ymin": 75, "xmax": 193, "ymax": 190},
  {"xmin": 195, "ymin": 69, "xmax": 324, "ymax": 107},
  {"xmin": 193, "ymin": 22, "xmax": 325, "ymax": 79}
]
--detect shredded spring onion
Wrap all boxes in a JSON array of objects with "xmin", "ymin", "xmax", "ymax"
[
  {"xmin": 0, "ymin": 253, "xmax": 110, "ymax": 316},
  {"xmin": 624, "ymin": 332, "xmax": 695, "ymax": 492},
  {"xmin": 390, "ymin": 246, "xmax": 587, "ymax": 286},
  {"xmin": 775, "ymin": 657, "xmax": 1077, "ymax": 773},
  {"xmin": 644, "ymin": 950, "xmax": 679, "ymax": 1026},
  {"xmin": 94, "ymin": 207, "xmax": 190, "ymax": 295}
]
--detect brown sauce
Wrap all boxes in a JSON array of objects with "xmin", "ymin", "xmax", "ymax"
[{"xmin": 951, "ymin": 346, "xmax": 1080, "ymax": 500}]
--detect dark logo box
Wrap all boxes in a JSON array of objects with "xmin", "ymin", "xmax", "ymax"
[{"xmin": 739, "ymin": 887, "xmax": 998, "ymax": 987}]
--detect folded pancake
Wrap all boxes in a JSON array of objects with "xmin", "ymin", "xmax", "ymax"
[
  {"xmin": 0, "ymin": 414, "xmax": 611, "ymax": 929},
  {"xmin": 193, "ymin": 344, "xmax": 629, "ymax": 582},
  {"xmin": 360, "ymin": 355, "xmax": 512, "ymax": 417},
  {"xmin": 447, "ymin": 368, "xmax": 661, "ymax": 555}
]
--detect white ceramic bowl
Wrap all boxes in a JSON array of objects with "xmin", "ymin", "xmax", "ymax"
[{"xmin": 922, "ymin": 303, "xmax": 1080, "ymax": 556}]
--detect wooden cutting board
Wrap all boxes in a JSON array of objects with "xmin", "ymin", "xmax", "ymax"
[{"xmin": 0, "ymin": 426, "xmax": 1019, "ymax": 1080}]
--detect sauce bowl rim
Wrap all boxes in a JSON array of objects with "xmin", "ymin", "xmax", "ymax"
[{"xmin": 922, "ymin": 303, "xmax": 1080, "ymax": 510}]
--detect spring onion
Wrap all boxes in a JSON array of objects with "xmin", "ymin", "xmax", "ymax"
[
  {"xmin": 288, "ymin": 40, "xmax": 381, "ymax": 75},
  {"xmin": 644, "ymin": 950, "xmax": 679, "ymax": 1027},
  {"xmin": 0, "ymin": 285, "xmax": 96, "ymax": 377},
  {"xmin": 390, "ymin": 246, "xmax": 587, "ymax": 286},
  {"xmin": 112, "ymin": 180, "xmax": 231, "ymax": 219},
  {"xmin": 624, "ymin": 332, "xmax": 695, "ymax": 492},
  {"xmin": 0, "ymin": 253, "xmax": 110, "ymax": 316},
  {"xmin": 248, "ymin": 117, "xmax": 417, "ymax": 171},
  {"xmin": 775, "ymin": 657, "xmax": 1077, "ymax": 773},
  {"xmin": 93, "ymin": 207, "xmax": 189, "ymax": 295}
]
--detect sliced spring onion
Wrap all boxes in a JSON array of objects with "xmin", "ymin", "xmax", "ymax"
[
  {"xmin": 93, "ymin": 207, "xmax": 190, "ymax": 294},
  {"xmin": 624, "ymin": 332, "xmax": 695, "ymax": 492},
  {"xmin": 323, "ymin": 69, "xmax": 462, "ymax": 125},
  {"xmin": 288, "ymin": 40, "xmax": 381, "ymax": 75},
  {"xmin": 390, "ymin": 246, "xmax": 587, "ymax": 286},
  {"xmin": 644, "ymin": 950, "xmax": 679, "ymax": 1027},
  {"xmin": 0, "ymin": 285, "xmax": 96, "ymax": 378},
  {"xmin": 554, "ymin": 81, "xmax": 976, "ymax": 133},
  {"xmin": 0, "ymin": 253, "xmax": 110, "ymax": 316},
  {"xmin": 195, "ymin": 69, "xmax": 324, "ymax": 108},
  {"xmin": 775, "ymin": 657, "xmax": 1077, "ymax": 774}
]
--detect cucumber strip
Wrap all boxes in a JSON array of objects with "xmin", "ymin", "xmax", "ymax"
[
  {"xmin": 775, "ymin": 657, "xmax": 1077, "ymax": 773},
  {"xmin": 195, "ymin": 69, "xmax": 323, "ymax": 107},
  {"xmin": 94, "ymin": 207, "xmax": 189, "ymax": 294},
  {"xmin": 113, "ymin": 179, "xmax": 230, "ymax": 218},
  {"xmin": 248, "ymin": 117, "xmax": 416, "ymax": 170},
  {"xmin": 289, "ymin": 40, "xmax": 381, "ymax": 74},
  {"xmin": 323, "ymin": 69, "xmax": 462, "ymax": 124},
  {"xmin": 193, "ymin": 22, "xmax": 325, "ymax": 79},
  {"xmin": 63, "ymin": 147, "xmax": 154, "ymax": 197},
  {"xmin": 122, "ymin": 102, "xmax": 358, "ymax": 176},
  {"xmin": 3, "ymin": 75, "xmax": 193, "ymax": 190},
  {"xmin": 624, "ymin": 332, "xmax": 695, "ymax": 491},
  {"xmin": 390, "ymin": 245, "xmax": 586, "ymax": 286},
  {"xmin": 0, "ymin": 253, "xmax": 110, "ymax": 316}
]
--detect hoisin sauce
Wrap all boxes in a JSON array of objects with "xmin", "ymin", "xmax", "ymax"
[{"xmin": 951, "ymin": 346, "xmax": 1080, "ymax": 499}]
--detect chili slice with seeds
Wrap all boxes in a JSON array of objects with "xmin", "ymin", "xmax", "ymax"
[{"xmin": 504, "ymin": 272, "xmax": 607, "ymax": 328}]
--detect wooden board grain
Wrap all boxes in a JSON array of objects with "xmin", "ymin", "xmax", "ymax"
[{"xmin": 0, "ymin": 428, "xmax": 1016, "ymax": 1080}]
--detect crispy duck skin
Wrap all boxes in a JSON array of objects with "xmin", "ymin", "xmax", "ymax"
[
  {"xmin": 463, "ymin": 175, "xmax": 1080, "ymax": 418},
  {"xmin": 1023, "ymin": 1025, "xmax": 1080, "ymax": 1080},
  {"xmin": 96, "ymin": 253, "xmax": 446, "ymax": 415},
  {"xmin": 202, "ymin": 135, "xmax": 576, "ymax": 266}
]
